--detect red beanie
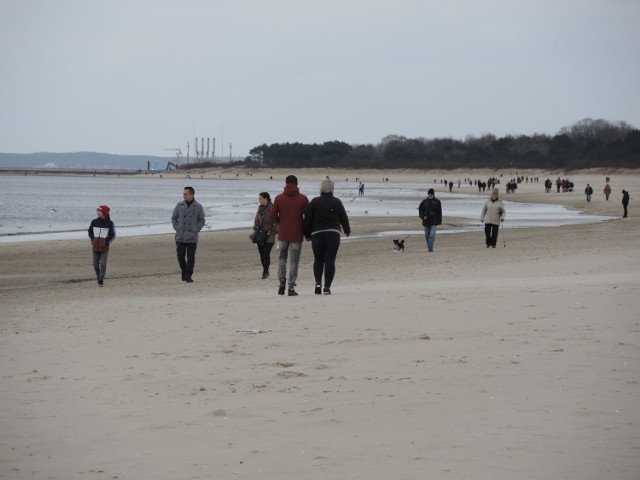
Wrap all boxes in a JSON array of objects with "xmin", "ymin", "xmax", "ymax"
[{"xmin": 98, "ymin": 205, "xmax": 110, "ymax": 215}]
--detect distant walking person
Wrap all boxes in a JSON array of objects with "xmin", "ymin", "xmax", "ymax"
[
  {"xmin": 172, "ymin": 186, "xmax": 205, "ymax": 283},
  {"xmin": 358, "ymin": 182, "xmax": 365, "ymax": 196},
  {"xmin": 88, "ymin": 205, "xmax": 116, "ymax": 287},
  {"xmin": 270, "ymin": 175, "xmax": 309, "ymax": 296},
  {"xmin": 252, "ymin": 192, "xmax": 277, "ymax": 279},
  {"xmin": 585, "ymin": 184, "xmax": 593, "ymax": 202},
  {"xmin": 622, "ymin": 189, "xmax": 629, "ymax": 218},
  {"xmin": 448, "ymin": 181, "xmax": 453, "ymax": 192},
  {"xmin": 603, "ymin": 182, "xmax": 611, "ymax": 200},
  {"xmin": 304, "ymin": 177, "xmax": 351, "ymax": 295},
  {"xmin": 480, "ymin": 188, "xmax": 505, "ymax": 248},
  {"xmin": 418, "ymin": 188, "xmax": 442, "ymax": 252}
]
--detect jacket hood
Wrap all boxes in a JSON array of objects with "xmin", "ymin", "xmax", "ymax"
[{"xmin": 284, "ymin": 183, "xmax": 300, "ymax": 196}]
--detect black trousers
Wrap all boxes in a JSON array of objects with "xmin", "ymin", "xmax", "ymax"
[
  {"xmin": 484, "ymin": 224, "xmax": 500, "ymax": 247},
  {"xmin": 258, "ymin": 242, "xmax": 274, "ymax": 273},
  {"xmin": 176, "ymin": 241, "xmax": 197, "ymax": 279},
  {"xmin": 311, "ymin": 231, "xmax": 341, "ymax": 288}
]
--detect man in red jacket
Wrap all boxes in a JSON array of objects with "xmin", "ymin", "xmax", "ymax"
[{"xmin": 269, "ymin": 175, "xmax": 309, "ymax": 296}]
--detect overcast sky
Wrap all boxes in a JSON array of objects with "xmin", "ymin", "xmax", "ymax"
[{"xmin": 1, "ymin": 0, "xmax": 639, "ymax": 157}]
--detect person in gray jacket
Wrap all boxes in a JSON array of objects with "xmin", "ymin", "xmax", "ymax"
[
  {"xmin": 480, "ymin": 188, "xmax": 505, "ymax": 248},
  {"xmin": 172, "ymin": 186, "xmax": 206, "ymax": 283}
]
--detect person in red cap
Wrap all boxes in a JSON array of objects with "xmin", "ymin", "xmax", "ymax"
[{"xmin": 88, "ymin": 205, "xmax": 116, "ymax": 286}]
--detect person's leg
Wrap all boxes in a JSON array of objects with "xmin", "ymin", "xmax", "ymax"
[
  {"xmin": 185, "ymin": 242, "xmax": 197, "ymax": 280},
  {"xmin": 322, "ymin": 233, "xmax": 341, "ymax": 289},
  {"xmin": 427, "ymin": 225, "xmax": 437, "ymax": 251},
  {"xmin": 311, "ymin": 235, "xmax": 325, "ymax": 286},
  {"xmin": 484, "ymin": 224, "xmax": 492, "ymax": 246},
  {"xmin": 278, "ymin": 240, "xmax": 289, "ymax": 287},
  {"xmin": 176, "ymin": 242, "xmax": 187, "ymax": 279},
  {"xmin": 93, "ymin": 251, "xmax": 101, "ymax": 280},
  {"xmin": 262, "ymin": 243, "xmax": 273, "ymax": 276},
  {"xmin": 98, "ymin": 251, "xmax": 109, "ymax": 281},
  {"xmin": 287, "ymin": 242, "xmax": 302, "ymax": 290},
  {"xmin": 257, "ymin": 243, "xmax": 266, "ymax": 271},
  {"xmin": 490, "ymin": 224, "xmax": 500, "ymax": 247}
]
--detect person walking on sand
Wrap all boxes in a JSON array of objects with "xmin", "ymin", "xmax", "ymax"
[
  {"xmin": 622, "ymin": 189, "xmax": 630, "ymax": 218},
  {"xmin": 252, "ymin": 192, "xmax": 277, "ymax": 279},
  {"xmin": 88, "ymin": 205, "xmax": 116, "ymax": 287},
  {"xmin": 604, "ymin": 182, "xmax": 612, "ymax": 201},
  {"xmin": 480, "ymin": 188, "xmax": 505, "ymax": 248},
  {"xmin": 418, "ymin": 188, "xmax": 442, "ymax": 252},
  {"xmin": 585, "ymin": 184, "xmax": 593, "ymax": 202},
  {"xmin": 304, "ymin": 177, "xmax": 351, "ymax": 295},
  {"xmin": 172, "ymin": 186, "xmax": 205, "ymax": 283},
  {"xmin": 269, "ymin": 175, "xmax": 309, "ymax": 296}
]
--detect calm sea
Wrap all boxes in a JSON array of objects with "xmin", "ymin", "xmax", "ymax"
[{"xmin": 0, "ymin": 175, "xmax": 612, "ymax": 244}]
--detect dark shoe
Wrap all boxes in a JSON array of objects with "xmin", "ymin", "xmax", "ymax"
[
  {"xmin": 181, "ymin": 272, "xmax": 186, "ymax": 281},
  {"xmin": 288, "ymin": 289, "xmax": 298, "ymax": 296},
  {"xmin": 323, "ymin": 287, "xmax": 331, "ymax": 295},
  {"xmin": 428, "ymin": 249, "xmax": 433, "ymax": 252},
  {"xmin": 262, "ymin": 271, "xmax": 269, "ymax": 280},
  {"xmin": 315, "ymin": 285, "xmax": 322, "ymax": 295},
  {"xmin": 486, "ymin": 244, "xmax": 490, "ymax": 248},
  {"xmin": 186, "ymin": 277, "xmax": 194, "ymax": 283},
  {"xmin": 491, "ymin": 245, "xmax": 496, "ymax": 248},
  {"xmin": 98, "ymin": 279, "xmax": 104, "ymax": 287},
  {"xmin": 278, "ymin": 284, "xmax": 286, "ymax": 295}
]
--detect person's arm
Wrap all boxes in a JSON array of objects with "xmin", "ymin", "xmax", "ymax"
[
  {"xmin": 196, "ymin": 205, "xmax": 205, "ymax": 232},
  {"xmin": 171, "ymin": 205, "xmax": 179, "ymax": 231}
]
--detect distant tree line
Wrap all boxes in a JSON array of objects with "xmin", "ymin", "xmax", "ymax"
[{"xmin": 241, "ymin": 118, "xmax": 639, "ymax": 170}]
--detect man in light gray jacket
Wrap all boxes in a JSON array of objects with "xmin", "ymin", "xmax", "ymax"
[{"xmin": 172, "ymin": 186, "xmax": 206, "ymax": 283}]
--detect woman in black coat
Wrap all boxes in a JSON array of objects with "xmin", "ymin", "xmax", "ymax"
[{"xmin": 304, "ymin": 178, "xmax": 351, "ymax": 295}]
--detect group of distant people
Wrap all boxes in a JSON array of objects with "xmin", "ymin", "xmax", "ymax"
[{"xmin": 87, "ymin": 175, "xmax": 630, "ymax": 288}]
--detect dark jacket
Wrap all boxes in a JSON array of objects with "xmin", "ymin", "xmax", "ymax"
[
  {"xmin": 269, "ymin": 183, "xmax": 309, "ymax": 242},
  {"xmin": 622, "ymin": 191, "xmax": 630, "ymax": 206},
  {"xmin": 88, "ymin": 216, "xmax": 116, "ymax": 252},
  {"xmin": 172, "ymin": 199, "xmax": 205, "ymax": 243},
  {"xmin": 304, "ymin": 193, "xmax": 351, "ymax": 238},
  {"xmin": 418, "ymin": 197, "xmax": 442, "ymax": 226},
  {"xmin": 253, "ymin": 203, "xmax": 278, "ymax": 244}
]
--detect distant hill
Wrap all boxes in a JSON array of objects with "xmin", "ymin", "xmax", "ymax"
[{"xmin": 0, "ymin": 152, "xmax": 171, "ymax": 170}]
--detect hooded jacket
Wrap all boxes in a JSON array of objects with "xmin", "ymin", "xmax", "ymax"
[
  {"xmin": 88, "ymin": 216, "xmax": 116, "ymax": 252},
  {"xmin": 269, "ymin": 183, "xmax": 309, "ymax": 242},
  {"xmin": 172, "ymin": 199, "xmax": 205, "ymax": 243}
]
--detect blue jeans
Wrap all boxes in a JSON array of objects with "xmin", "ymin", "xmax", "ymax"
[
  {"xmin": 278, "ymin": 240, "xmax": 302, "ymax": 288},
  {"xmin": 424, "ymin": 225, "xmax": 437, "ymax": 251}
]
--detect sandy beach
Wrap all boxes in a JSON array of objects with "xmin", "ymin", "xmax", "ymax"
[{"xmin": 1, "ymin": 169, "xmax": 639, "ymax": 479}]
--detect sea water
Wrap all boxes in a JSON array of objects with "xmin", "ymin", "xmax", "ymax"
[{"xmin": 0, "ymin": 175, "xmax": 613, "ymax": 244}]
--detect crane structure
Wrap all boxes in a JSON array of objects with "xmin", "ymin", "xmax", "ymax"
[{"xmin": 163, "ymin": 148, "xmax": 182, "ymax": 171}]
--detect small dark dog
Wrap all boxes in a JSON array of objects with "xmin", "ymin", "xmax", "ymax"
[{"xmin": 393, "ymin": 239, "xmax": 405, "ymax": 252}]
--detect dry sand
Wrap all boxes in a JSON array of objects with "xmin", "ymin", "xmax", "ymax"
[{"xmin": 1, "ymin": 170, "xmax": 639, "ymax": 479}]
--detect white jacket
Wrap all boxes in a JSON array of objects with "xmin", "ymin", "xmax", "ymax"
[{"xmin": 480, "ymin": 198, "xmax": 505, "ymax": 225}]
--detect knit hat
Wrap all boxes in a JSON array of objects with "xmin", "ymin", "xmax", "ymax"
[
  {"xmin": 97, "ymin": 205, "xmax": 110, "ymax": 215},
  {"xmin": 320, "ymin": 177, "xmax": 334, "ymax": 194},
  {"xmin": 428, "ymin": 188, "xmax": 435, "ymax": 195},
  {"xmin": 285, "ymin": 175, "xmax": 298, "ymax": 185},
  {"xmin": 491, "ymin": 188, "xmax": 499, "ymax": 196}
]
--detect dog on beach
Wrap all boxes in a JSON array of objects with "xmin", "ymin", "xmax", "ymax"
[{"xmin": 393, "ymin": 239, "xmax": 405, "ymax": 252}]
